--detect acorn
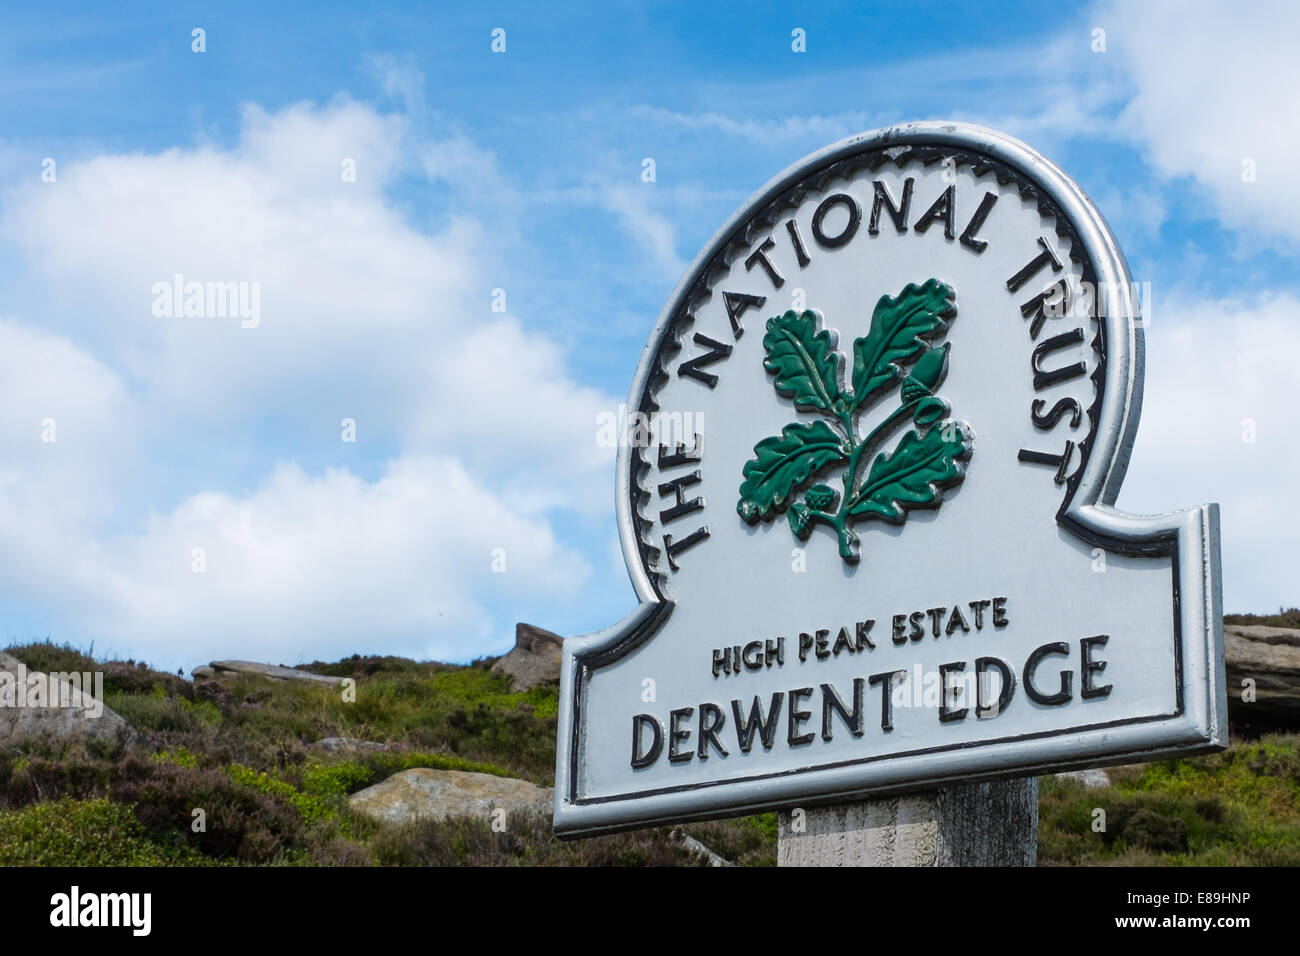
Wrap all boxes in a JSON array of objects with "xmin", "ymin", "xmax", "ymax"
[
  {"xmin": 788, "ymin": 502, "xmax": 813, "ymax": 539},
  {"xmin": 805, "ymin": 483, "xmax": 838, "ymax": 511},
  {"xmin": 902, "ymin": 342, "xmax": 950, "ymax": 403},
  {"xmin": 913, "ymin": 396, "xmax": 948, "ymax": 427}
]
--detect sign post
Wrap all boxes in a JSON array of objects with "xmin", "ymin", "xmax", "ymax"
[
  {"xmin": 776, "ymin": 779, "xmax": 1036, "ymax": 866},
  {"xmin": 553, "ymin": 122, "xmax": 1225, "ymax": 864}
]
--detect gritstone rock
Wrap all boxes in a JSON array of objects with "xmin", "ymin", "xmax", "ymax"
[
  {"xmin": 491, "ymin": 623, "xmax": 562, "ymax": 691},
  {"xmin": 349, "ymin": 768, "xmax": 552, "ymax": 825}
]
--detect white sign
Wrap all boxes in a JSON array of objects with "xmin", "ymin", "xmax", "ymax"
[{"xmin": 553, "ymin": 122, "xmax": 1225, "ymax": 837}]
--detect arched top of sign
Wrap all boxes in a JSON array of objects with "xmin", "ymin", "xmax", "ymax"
[{"xmin": 618, "ymin": 122, "xmax": 1145, "ymax": 603}]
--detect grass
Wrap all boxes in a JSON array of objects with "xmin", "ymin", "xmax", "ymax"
[
  {"xmin": 2, "ymin": 636, "xmax": 1296, "ymax": 866},
  {"xmin": 366, "ymin": 809, "xmax": 725, "ymax": 867},
  {"xmin": 0, "ymin": 798, "xmax": 215, "ymax": 866},
  {"xmin": 1038, "ymin": 733, "xmax": 1300, "ymax": 865},
  {"xmin": 0, "ymin": 639, "xmax": 774, "ymax": 866},
  {"xmin": 1224, "ymin": 607, "xmax": 1300, "ymax": 628}
]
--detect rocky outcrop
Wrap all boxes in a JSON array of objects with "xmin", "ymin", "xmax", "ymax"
[
  {"xmin": 195, "ymin": 660, "xmax": 345, "ymax": 686},
  {"xmin": 1225, "ymin": 625, "xmax": 1300, "ymax": 730},
  {"xmin": 349, "ymin": 768, "xmax": 552, "ymax": 826},
  {"xmin": 0, "ymin": 651, "xmax": 130, "ymax": 746},
  {"xmin": 491, "ymin": 623, "xmax": 562, "ymax": 691}
]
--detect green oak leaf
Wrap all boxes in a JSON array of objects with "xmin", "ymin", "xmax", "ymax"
[
  {"xmin": 762, "ymin": 310, "xmax": 842, "ymax": 414},
  {"xmin": 848, "ymin": 421, "xmax": 969, "ymax": 521},
  {"xmin": 851, "ymin": 279, "xmax": 955, "ymax": 411},
  {"xmin": 737, "ymin": 420, "xmax": 848, "ymax": 522}
]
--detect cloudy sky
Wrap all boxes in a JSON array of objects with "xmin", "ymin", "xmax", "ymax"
[{"xmin": 0, "ymin": 1, "xmax": 1294, "ymax": 673}]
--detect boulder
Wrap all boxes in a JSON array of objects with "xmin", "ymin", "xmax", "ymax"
[
  {"xmin": 205, "ymin": 660, "xmax": 345, "ymax": 686},
  {"xmin": 0, "ymin": 651, "xmax": 130, "ymax": 746},
  {"xmin": 349, "ymin": 768, "xmax": 552, "ymax": 826},
  {"xmin": 491, "ymin": 623, "xmax": 562, "ymax": 691},
  {"xmin": 1225, "ymin": 625, "xmax": 1300, "ymax": 730}
]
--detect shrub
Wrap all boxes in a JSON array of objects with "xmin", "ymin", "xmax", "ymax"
[
  {"xmin": 1224, "ymin": 607, "xmax": 1300, "ymax": 629},
  {"xmin": 0, "ymin": 798, "xmax": 211, "ymax": 866},
  {"xmin": 367, "ymin": 809, "xmax": 711, "ymax": 867},
  {"xmin": 102, "ymin": 660, "xmax": 194, "ymax": 700},
  {"xmin": 4, "ymin": 640, "xmax": 98, "ymax": 675},
  {"xmin": 1107, "ymin": 805, "xmax": 1190, "ymax": 854},
  {"xmin": 682, "ymin": 813, "xmax": 777, "ymax": 866},
  {"xmin": 1039, "ymin": 732, "xmax": 1300, "ymax": 865},
  {"xmin": 300, "ymin": 761, "xmax": 375, "ymax": 797},
  {"xmin": 107, "ymin": 692, "xmax": 214, "ymax": 735},
  {"xmin": 225, "ymin": 764, "xmax": 335, "ymax": 825},
  {"xmin": 364, "ymin": 750, "xmax": 511, "ymax": 780},
  {"xmin": 152, "ymin": 747, "xmax": 199, "ymax": 768}
]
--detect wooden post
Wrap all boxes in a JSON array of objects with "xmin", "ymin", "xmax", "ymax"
[{"xmin": 777, "ymin": 778, "xmax": 1037, "ymax": 866}]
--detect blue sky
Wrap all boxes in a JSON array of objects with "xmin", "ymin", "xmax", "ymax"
[{"xmin": 0, "ymin": 0, "xmax": 1295, "ymax": 673}]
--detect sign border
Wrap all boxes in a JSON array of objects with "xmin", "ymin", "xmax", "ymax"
[{"xmin": 554, "ymin": 121, "xmax": 1225, "ymax": 837}]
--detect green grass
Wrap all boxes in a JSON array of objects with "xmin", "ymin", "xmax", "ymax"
[
  {"xmin": 4, "ymin": 637, "xmax": 1297, "ymax": 867},
  {"xmin": 1038, "ymin": 733, "xmax": 1300, "ymax": 865},
  {"xmin": 0, "ymin": 798, "xmax": 214, "ymax": 866},
  {"xmin": 0, "ymin": 641, "xmax": 774, "ymax": 866}
]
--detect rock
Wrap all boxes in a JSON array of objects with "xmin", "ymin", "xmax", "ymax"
[
  {"xmin": 206, "ymin": 660, "xmax": 345, "ymax": 686},
  {"xmin": 309, "ymin": 737, "xmax": 387, "ymax": 754},
  {"xmin": 191, "ymin": 665, "xmax": 215, "ymax": 680},
  {"xmin": 668, "ymin": 829, "xmax": 735, "ymax": 867},
  {"xmin": 1053, "ymin": 768, "xmax": 1111, "ymax": 788},
  {"xmin": 1225, "ymin": 625, "xmax": 1300, "ymax": 730},
  {"xmin": 0, "ymin": 651, "xmax": 130, "ymax": 746},
  {"xmin": 491, "ymin": 623, "xmax": 563, "ymax": 691},
  {"xmin": 349, "ymin": 768, "xmax": 552, "ymax": 826}
]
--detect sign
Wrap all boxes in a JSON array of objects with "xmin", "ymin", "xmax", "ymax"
[{"xmin": 553, "ymin": 122, "xmax": 1226, "ymax": 837}]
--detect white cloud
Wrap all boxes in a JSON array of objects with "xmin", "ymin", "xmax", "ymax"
[
  {"xmin": 595, "ymin": 180, "xmax": 687, "ymax": 282},
  {"xmin": 2, "ymin": 98, "xmax": 468, "ymax": 425},
  {"xmin": 1097, "ymin": 0, "xmax": 1300, "ymax": 245},
  {"xmin": 1116, "ymin": 292, "xmax": 1300, "ymax": 612},
  {"xmin": 91, "ymin": 455, "xmax": 589, "ymax": 667},
  {"xmin": 0, "ymin": 320, "xmax": 137, "ymax": 601},
  {"xmin": 407, "ymin": 316, "xmax": 614, "ymax": 515},
  {"xmin": 1, "ymin": 97, "xmax": 615, "ymax": 486},
  {"xmin": 627, "ymin": 105, "xmax": 882, "ymax": 145},
  {"xmin": 0, "ymin": 98, "xmax": 619, "ymax": 668}
]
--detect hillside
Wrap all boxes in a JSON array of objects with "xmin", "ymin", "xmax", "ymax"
[{"xmin": 0, "ymin": 640, "xmax": 1296, "ymax": 866}]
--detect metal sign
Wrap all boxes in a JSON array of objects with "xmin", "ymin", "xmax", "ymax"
[{"xmin": 554, "ymin": 122, "xmax": 1225, "ymax": 837}]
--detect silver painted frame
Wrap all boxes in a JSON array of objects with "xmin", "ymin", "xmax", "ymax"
[{"xmin": 554, "ymin": 121, "xmax": 1225, "ymax": 838}]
